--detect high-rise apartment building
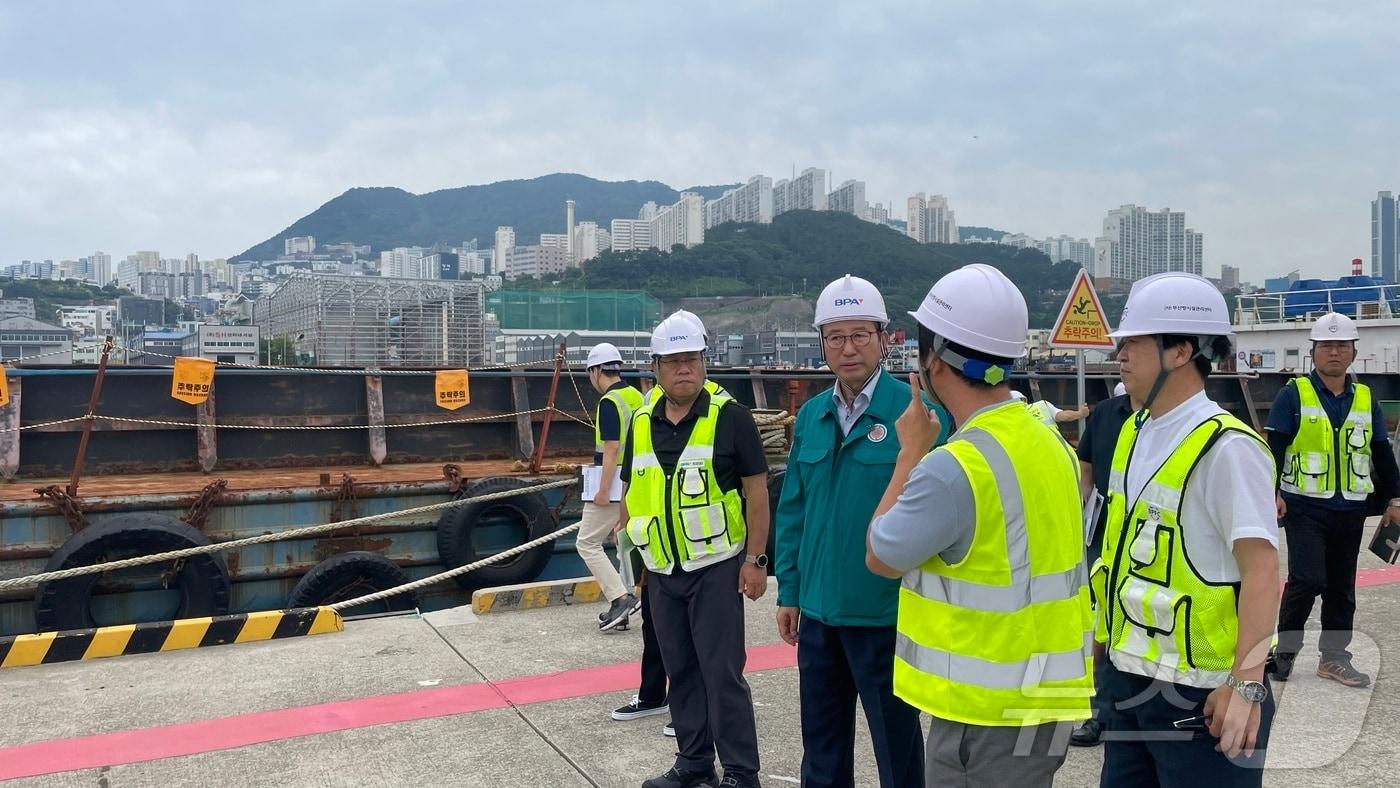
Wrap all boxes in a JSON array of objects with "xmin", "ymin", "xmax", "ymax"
[
  {"xmin": 379, "ymin": 246, "xmax": 427, "ymax": 279},
  {"xmin": 704, "ymin": 175, "xmax": 774, "ymax": 229},
  {"xmin": 827, "ymin": 180, "xmax": 868, "ymax": 219},
  {"xmin": 653, "ymin": 192, "xmax": 705, "ymax": 250},
  {"xmin": 906, "ymin": 193, "xmax": 959, "ymax": 244},
  {"xmin": 1372, "ymin": 191, "xmax": 1398, "ymax": 283},
  {"xmin": 539, "ymin": 233, "xmax": 569, "ymax": 251},
  {"xmin": 90, "ymin": 251, "xmax": 112, "ymax": 285},
  {"xmin": 502, "ymin": 245, "xmax": 570, "ymax": 280},
  {"xmin": 1092, "ymin": 205, "xmax": 1203, "ymax": 281},
  {"xmin": 573, "ymin": 221, "xmax": 611, "ymax": 263},
  {"xmin": 494, "ymin": 227, "xmax": 516, "ymax": 274},
  {"xmin": 1220, "ymin": 264, "xmax": 1240, "ymax": 290},
  {"xmin": 284, "ymin": 236, "xmax": 316, "ymax": 256},
  {"xmin": 773, "ymin": 168, "xmax": 827, "ymax": 216}
]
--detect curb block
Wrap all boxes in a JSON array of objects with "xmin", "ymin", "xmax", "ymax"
[
  {"xmin": 472, "ymin": 577, "xmax": 602, "ymax": 615},
  {"xmin": 0, "ymin": 607, "xmax": 344, "ymax": 668}
]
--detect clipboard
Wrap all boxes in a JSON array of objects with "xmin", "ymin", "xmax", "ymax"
[
  {"xmin": 1083, "ymin": 489, "xmax": 1105, "ymax": 548},
  {"xmin": 581, "ymin": 466, "xmax": 623, "ymax": 502},
  {"xmin": 1368, "ymin": 518, "xmax": 1400, "ymax": 564}
]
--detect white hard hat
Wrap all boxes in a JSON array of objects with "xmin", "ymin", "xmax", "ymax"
[
  {"xmin": 1109, "ymin": 273, "xmax": 1232, "ymax": 342},
  {"xmin": 814, "ymin": 274, "xmax": 888, "ymax": 328},
  {"xmin": 909, "ymin": 264, "xmax": 1028, "ymax": 359},
  {"xmin": 650, "ymin": 311, "xmax": 708, "ymax": 356},
  {"xmin": 674, "ymin": 309, "xmax": 708, "ymax": 339},
  {"xmin": 1113, "ymin": 382, "xmax": 1127, "ymax": 397},
  {"xmin": 586, "ymin": 343, "xmax": 623, "ymax": 369},
  {"xmin": 1310, "ymin": 312, "xmax": 1359, "ymax": 341},
  {"xmin": 1011, "ymin": 390, "xmax": 1027, "ymax": 401}
]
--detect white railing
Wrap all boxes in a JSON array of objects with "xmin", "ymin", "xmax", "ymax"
[{"xmin": 1234, "ymin": 282, "xmax": 1400, "ymax": 325}]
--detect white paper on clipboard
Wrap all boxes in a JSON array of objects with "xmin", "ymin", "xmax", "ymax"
[
  {"xmin": 581, "ymin": 466, "xmax": 624, "ymax": 502},
  {"xmin": 1083, "ymin": 489, "xmax": 1105, "ymax": 548}
]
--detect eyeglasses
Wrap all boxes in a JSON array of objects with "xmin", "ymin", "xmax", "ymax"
[
  {"xmin": 823, "ymin": 331, "xmax": 877, "ymax": 349},
  {"xmin": 658, "ymin": 353, "xmax": 703, "ymax": 367}
]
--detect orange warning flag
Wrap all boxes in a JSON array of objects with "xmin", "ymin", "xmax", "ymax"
[
  {"xmin": 171, "ymin": 357, "xmax": 216, "ymax": 405},
  {"xmin": 0, "ymin": 366, "xmax": 9, "ymax": 408},
  {"xmin": 1049, "ymin": 270, "xmax": 1115, "ymax": 349},
  {"xmin": 435, "ymin": 369, "xmax": 470, "ymax": 410}
]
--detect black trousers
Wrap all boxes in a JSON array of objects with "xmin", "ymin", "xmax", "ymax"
[
  {"xmin": 650, "ymin": 555, "xmax": 759, "ymax": 777},
  {"xmin": 1099, "ymin": 662, "xmax": 1274, "ymax": 788},
  {"xmin": 797, "ymin": 618, "xmax": 924, "ymax": 788},
  {"xmin": 638, "ymin": 582, "xmax": 668, "ymax": 705},
  {"xmin": 1277, "ymin": 504, "xmax": 1367, "ymax": 660}
]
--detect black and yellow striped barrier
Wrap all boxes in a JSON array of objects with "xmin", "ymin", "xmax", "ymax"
[{"xmin": 0, "ymin": 607, "xmax": 344, "ymax": 669}]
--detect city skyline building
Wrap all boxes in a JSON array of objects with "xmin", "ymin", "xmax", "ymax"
[
  {"xmin": 1372, "ymin": 190, "xmax": 1397, "ymax": 283},
  {"xmin": 773, "ymin": 167, "xmax": 827, "ymax": 216},
  {"xmin": 704, "ymin": 175, "xmax": 774, "ymax": 229},
  {"xmin": 573, "ymin": 221, "xmax": 611, "ymax": 263},
  {"xmin": 1092, "ymin": 204, "xmax": 1203, "ymax": 281},
  {"xmin": 905, "ymin": 193, "xmax": 959, "ymax": 244},
  {"xmin": 827, "ymin": 179, "xmax": 868, "ymax": 220},
  {"xmin": 493, "ymin": 227, "xmax": 515, "ymax": 275}
]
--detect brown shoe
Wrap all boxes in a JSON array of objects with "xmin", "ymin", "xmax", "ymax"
[{"xmin": 1317, "ymin": 657, "xmax": 1371, "ymax": 688}]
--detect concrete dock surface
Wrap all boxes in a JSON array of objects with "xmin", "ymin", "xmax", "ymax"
[{"xmin": 3, "ymin": 547, "xmax": 1399, "ymax": 786}]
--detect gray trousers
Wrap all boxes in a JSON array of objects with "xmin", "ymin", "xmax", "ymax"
[
  {"xmin": 926, "ymin": 716, "xmax": 1073, "ymax": 787},
  {"xmin": 649, "ymin": 554, "xmax": 759, "ymax": 777}
]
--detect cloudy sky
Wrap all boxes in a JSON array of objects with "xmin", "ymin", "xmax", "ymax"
[{"xmin": 2, "ymin": 0, "xmax": 1397, "ymax": 282}]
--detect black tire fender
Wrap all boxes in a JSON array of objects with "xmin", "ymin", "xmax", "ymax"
[
  {"xmin": 287, "ymin": 551, "xmax": 415, "ymax": 616},
  {"xmin": 33, "ymin": 513, "xmax": 231, "ymax": 632},
  {"xmin": 766, "ymin": 466, "xmax": 786, "ymax": 577},
  {"xmin": 435, "ymin": 476, "xmax": 556, "ymax": 589}
]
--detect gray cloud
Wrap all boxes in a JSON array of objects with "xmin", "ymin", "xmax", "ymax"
[{"xmin": 1, "ymin": 0, "xmax": 1398, "ymax": 283}]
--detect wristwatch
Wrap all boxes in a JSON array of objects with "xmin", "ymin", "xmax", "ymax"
[
  {"xmin": 1225, "ymin": 674, "xmax": 1267, "ymax": 704},
  {"xmin": 745, "ymin": 553, "xmax": 769, "ymax": 568}
]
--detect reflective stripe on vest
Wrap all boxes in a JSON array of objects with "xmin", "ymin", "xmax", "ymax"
[
  {"xmin": 1280, "ymin": 377, "xmax": 1373, "ymax": 501},
  {"xmin": 1097, "ymin": 412, "xmax": 1266, "ymax": 687},
  {"xmin": 894, "ymin": 401, "xmax": 1094, "ymax": 727},
  {"xmin": 623, "ymin": 395, "xmax": 746, "ymax": 575},
  {"xmin": 594, "ymin": 385, "xmax": 644, "ymax": 457}
]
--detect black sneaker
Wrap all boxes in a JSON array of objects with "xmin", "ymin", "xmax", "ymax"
[
  {"xmin": 663, "ymin": 720, "xmax": 676, "ymax": 737},
  {"xmin": 1069, "ymin": 719, "xmax": 1103, "ymax": 747},
  {"xmin": 642, "ymin": 764, "xmax": 717, "ymax": 788},
  {"xmin": 612, "ymin": 695, "xmax": 669, "ymax": 721},
  {"xmin": 600, "ymin": 593, "xmax": 642, "ymax": 631},
  {"xmin": 1318, "ymin": 657, "xmax": 1370, "ymax": 687},
  {"xmin": 1270, "ymin": 651, "xmax": 1295, "ymax": 681},
  {"xmin": 718, "ymin": 774, "xmax": 761, "ymax": 788}
]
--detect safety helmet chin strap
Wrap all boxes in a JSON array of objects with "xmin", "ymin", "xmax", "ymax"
[{"xmin": 1135, "ymin": 334, "xmax": 1219, "ymax": 428}]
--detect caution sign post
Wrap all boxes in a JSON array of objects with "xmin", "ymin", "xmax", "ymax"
[
  {"xmin": 1049, "ymin": 269, "xmax": 1114, "ymax": 350},
  {"xmin": 1048, "ymin": 270, "xmax": 1115, "ymax": 426}
]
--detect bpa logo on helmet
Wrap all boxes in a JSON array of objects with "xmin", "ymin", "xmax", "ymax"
[
  {"xmin": 834, "ymin": 297, "xmax": 864, "ymax": 307},
  {"xmin": 669, "ymin": 335, "xmax": 688, "ymax": 342}
]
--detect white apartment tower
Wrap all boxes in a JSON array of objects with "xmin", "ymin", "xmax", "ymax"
[
  {"xmin": 494, "ymin": 227, "xmax": 516, "ymax": 274},
  {"xmin": 827, "ymin": 180, "xmax": 868, "ymax": 219},
  {"xmin": 773, "ymin": 168, "xmax": 828, "ymax": 216},
  {"xmin": 565, "ymin": 200, "xmax": 576, "ymax": 262},
  {"xmin": 573, "ymin": 221, "xmax": 611, "ymax": 264},
  {"xmin": 653, "ymin": 192, "xmax": 705, "ymax": 250},
  {"xmin": 704, "ymin": 175, "xmax": 774, "ymax": 229},
  {"xmin": 1092, "ymin": 205, "xmax": 1203, "ymax": 281},
  {"xmin": 906, "ymin": 193, "xmax": 959, "ymax": 244},
  {"xmin": 90, "ymin": 251, "xmax": 112, "ymax": 286}
]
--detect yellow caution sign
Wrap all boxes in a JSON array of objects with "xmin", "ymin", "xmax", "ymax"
[
  {"xmin": 1049, "ymin": 270, "xmax": 1115, "ymax": 349},
  {"xmin": 0, "ymin": 366, "xmax": 8, "ymax": 408},
  {"xmin": 435, "ymin": 369, "xmax": 470, "ymax": 410},
  {"xmin": 171, "ymin": 357, "xmax": 216, "ymax": 405}
]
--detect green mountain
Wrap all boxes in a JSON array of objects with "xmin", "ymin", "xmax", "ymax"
[
  {"xmin": 532, "ymin": 211, "xmax": 1085, "ymax": 330},
  {"xmin": 233, "ymin": 174, "xmax": 738, "ymax": 261}
]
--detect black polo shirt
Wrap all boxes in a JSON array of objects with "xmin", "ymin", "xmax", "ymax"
[
  {"xmin": 620, "ymin": 389, "xmax": 767, "ymax": 493},
  {"xmin": 1077, "ymin": 394, "xmax": 1135, "ymax": 499}
]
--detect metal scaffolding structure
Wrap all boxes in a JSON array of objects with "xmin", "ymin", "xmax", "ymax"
[{"xmin": 253, "ymin": 273, "xmax": 487, "ymax": 368}]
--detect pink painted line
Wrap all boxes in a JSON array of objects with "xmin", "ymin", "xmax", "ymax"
[
  {"xmin": 1356, "ymin": 563, "xmax": 1400, "ymax": 588},
  {"xmin": 0, "ymin": 643, "xmax": 798, "ymax": 781}
]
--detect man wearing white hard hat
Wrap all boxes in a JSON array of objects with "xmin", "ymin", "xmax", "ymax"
[
  {"xmin": 642, "ymin": 310, "xmax": 729, "ymax": 405},
  {"xmin": 1066, "ymin": 379, "xmax": 1141, "ymax": 748},
  {"xmin": 774, "ymin": 275, "xmax": 943, "ymax": 787},
  {"xmin": 1095, "ymin": 272, "xmax": 1278, "ymax": 785},
  {"xmin": 580, "ymin": 343, "xmax": 645, "ymax": 633},
  {"xmin": 865, "ymin": 264, "xmax": 1092, "ymax": 786},
  {"xmin": 1266, "ymin": 312, "xmax": 1400, "ymax": 688},
  {"xmin": 1010, "ymin": 390, "xmax": 1091, "ymax": 427},
  {"xmin": 620, "ymin": 311, "xmax": 769, "ymax": 788}
]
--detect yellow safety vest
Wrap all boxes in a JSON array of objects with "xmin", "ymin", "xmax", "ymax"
[
  {"xmin": 1093, "ymin": 412, "xmax": 1267, "ymax": 687},
  {"xmin": 624, "ymin": 394, "xmax": 747, "ymax": 574},
  {"xmin": 1280, "ymin": 377, "xmax": 1373, "ymax": 501},
  {"xmin": 594, "ymin": 385, "xmax": 644, "ymax": 457},
  {"xmin": 894, "ymin": 401, "xmax": 1094, "ymax": 727},
  {"xmin": 643, "ymin": 379, "xmax": 729, "ymax": 406}
]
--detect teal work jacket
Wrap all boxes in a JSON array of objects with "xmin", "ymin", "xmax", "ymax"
[{"xmin": 775, "ymin": 369, "xmax": 951, "ymax": 626}]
